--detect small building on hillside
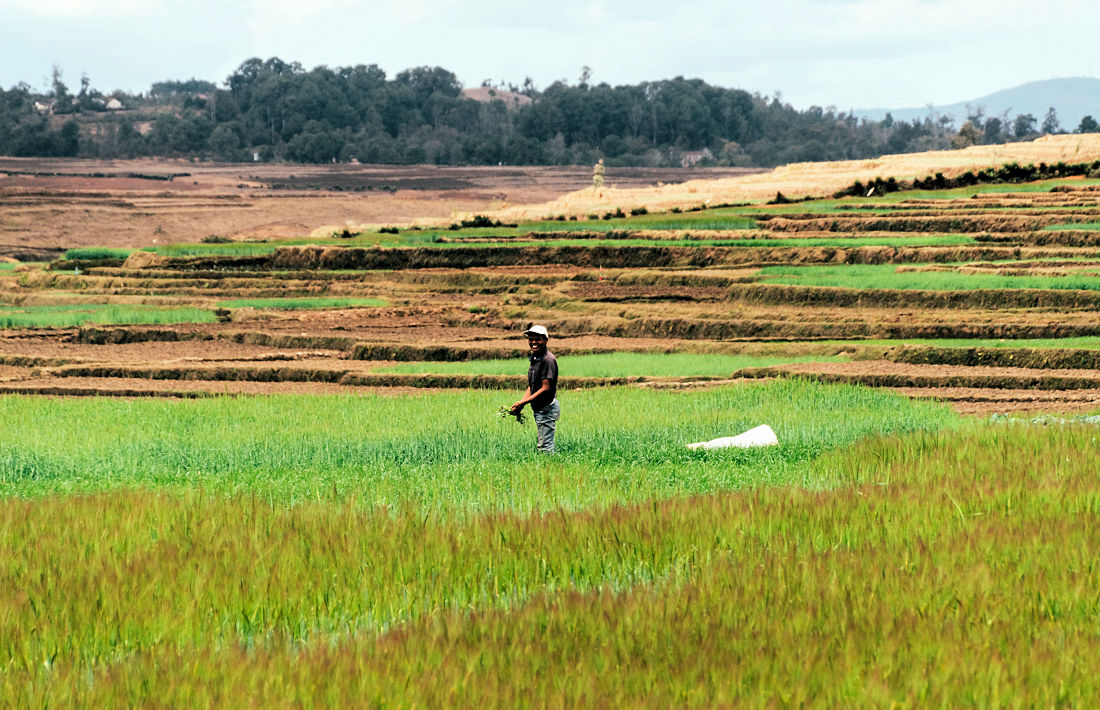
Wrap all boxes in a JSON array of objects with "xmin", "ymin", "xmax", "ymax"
[{"xmin": 106, "ymin": 98, "xmax": 125, "ymax": 111}]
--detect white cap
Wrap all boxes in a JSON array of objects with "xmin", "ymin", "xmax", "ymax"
[{"xmin": 523, "ymin": 324, "xmax": 549, "ymax": 338}]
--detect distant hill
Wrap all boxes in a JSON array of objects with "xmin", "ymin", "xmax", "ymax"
[{"xmin": 853, "ymin": 77, "xmax": 1100, "ymax": 130}]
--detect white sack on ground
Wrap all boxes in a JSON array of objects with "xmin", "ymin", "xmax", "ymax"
[{"xmin": 685, "ymin": 424, "xmax": 778, "ymax": 450}]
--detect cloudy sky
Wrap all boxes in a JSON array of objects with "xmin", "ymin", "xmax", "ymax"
[{"xmin": 1, "ymin": 0, "xmax": 1096, "ymax": 111}]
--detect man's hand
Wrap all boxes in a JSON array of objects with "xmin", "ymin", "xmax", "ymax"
[{"xmin": 510, "ymin": 401, "xmax": 525, "ymax": 415}]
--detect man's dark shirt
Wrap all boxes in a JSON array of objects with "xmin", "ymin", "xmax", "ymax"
[{"xmin": 527, "ymin": 349, "xmax": 558, "ymax": 410}]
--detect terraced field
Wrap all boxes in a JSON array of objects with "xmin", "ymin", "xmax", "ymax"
[
  {"xmin": 4, "ymin": 158, "xmax": 1100, "ymax": 705},
  {"xmin": 4, "ymin": 173, "xmax": 1100, "ymax": 412}
]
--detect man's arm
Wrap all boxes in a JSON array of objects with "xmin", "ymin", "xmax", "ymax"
[{"xmin": 511, "ymin": 379, "xmax": 551, "ymax": 413}]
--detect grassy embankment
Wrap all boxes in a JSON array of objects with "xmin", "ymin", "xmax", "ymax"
[
  {"xmin": 1046, "ymin": 222, "xmax": 1100, "ymax": 231},
  {"xmin": 3, "ymin": 385, "xmax": 1100, "ymax": 704}
]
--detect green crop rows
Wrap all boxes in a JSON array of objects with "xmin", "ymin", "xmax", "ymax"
[
  {"xmin": 377, "ymin": 352, "xmax": 849, "ymax": 378},
  {"xmin": 0, "ymin": 304, "xmax": 216, "ymax": 328},
  {"xmin": 6, "ymin": 386, "xmax": 1100, "ymax": 705},
  {"xmin": 0, "ymin": 381, "xmax": 954, "ymax": 507},
  {"xmin": 758, "ymin": 264, "xmax": 1100, "ymax": 291}
]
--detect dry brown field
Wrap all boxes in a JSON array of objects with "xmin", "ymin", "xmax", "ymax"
[
  {"xmin": 0, "ymin": 157, "xmax": 759, "ymax": 258},
  {"xmin": 4, "ymin": 137, "xmax": 1100, "ymax": 416}
]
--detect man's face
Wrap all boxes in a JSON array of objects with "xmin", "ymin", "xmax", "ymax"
[{"xmin": 528, "ymin": 336, "xmax": 547, "ymax": 355}]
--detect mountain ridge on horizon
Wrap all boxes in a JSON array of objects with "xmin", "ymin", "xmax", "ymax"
[{"xmin": 853, "ymin": 77, "xmax": 1100, "ymax": 130}]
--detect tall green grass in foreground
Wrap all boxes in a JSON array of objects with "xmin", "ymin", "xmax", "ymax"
[
  {"xmin": 0, "ymin": 381, "xmax": 955, "ymax": 509},
  {"xmin": 3, "ymin": 423, "xmax": 1099, "ymax": 706},
  {"xmin": 0, "ymin": 304, "xmax": 215, "ymax": 328},
  {"xmin": 760, "ymin": 263, "xmax": 1100, "ymax": 291},
  {"xmin": 377, "ymin": 352, "xmax": 847, "ymax": 378}
]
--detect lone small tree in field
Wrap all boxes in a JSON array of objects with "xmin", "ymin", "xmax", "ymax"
[
  {"xmin": 592, "ymin": 158, "xmax": 605, "ymax": 190},
  {"xmin": 1042, "ymin": 107, "xmax": 1061, "ymax": 135}
]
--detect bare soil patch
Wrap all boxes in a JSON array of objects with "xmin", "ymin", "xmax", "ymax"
[{"xmin": 893, "ymin": 387, "xmax": 1100, "ymax": 415}]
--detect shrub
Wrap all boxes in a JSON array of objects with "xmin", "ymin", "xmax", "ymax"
[{"xmin": 449, "ymin": 215, "xmax": 516, "ymax": 230}]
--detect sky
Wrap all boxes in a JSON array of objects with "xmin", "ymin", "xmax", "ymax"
[{"xmin": 1, "ymin": 0, "xmax": 1097, "ymax": 111}]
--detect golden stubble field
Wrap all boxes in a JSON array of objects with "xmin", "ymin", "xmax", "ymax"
[{"xmin": 481, "ymin": 134, "xmax": 1100, "ymax": 222}]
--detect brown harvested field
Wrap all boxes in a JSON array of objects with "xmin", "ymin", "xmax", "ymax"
[
  {"xmin": 4, "ymin": 140, "xmax": 1100, "ymax": 416},
  {"xmin": 0, "ymin": 157, "xmax": 760, "ymax": 256}
]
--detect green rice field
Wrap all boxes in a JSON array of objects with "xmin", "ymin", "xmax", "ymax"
[
  {"xmin": 1046, "ymin": 221, "xmax": 1100, "ymax": 231},
  {"xmin": 0, "ymin": 381, "xmax": 953, "ymax": 508},
  {"xmin": 825, "ymin": 336, "xmax": 1100, "ymax": 350},
  {"xmin": 0, "ymin": 304, "xmax": 216, "ymax": 328},
  {"xmin": 5, "ymin": 385, "xmax": 1100, "ymax": 705},
  {"xmin": 759, "ymin": 263, "xmax": 1100, "ymax": 291},
  {"xmin": 62, "ymin": 247, "xmax": 135, "ymax": 261},
  {"xmin": 376, "ymin": 352, "xmax": 847, "ymax": 378}
]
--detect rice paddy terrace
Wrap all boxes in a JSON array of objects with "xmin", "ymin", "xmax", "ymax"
[
  {"xmin": 5, "ymin": 163, "xmax": 1100, "ymax": 706},
  {"xmin": 5, "ymin": 174, "xmax": 1100, "ymax": 414}
]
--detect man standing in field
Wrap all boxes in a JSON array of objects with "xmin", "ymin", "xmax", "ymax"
[{"xmin": 510, "ymin": 325, "xmax": 560, "ymax": 453}]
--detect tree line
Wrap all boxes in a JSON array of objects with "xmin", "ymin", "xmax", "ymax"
[{"xmin": 2, "ymin": 58, "xmax": 1097, "ymax": 167}]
